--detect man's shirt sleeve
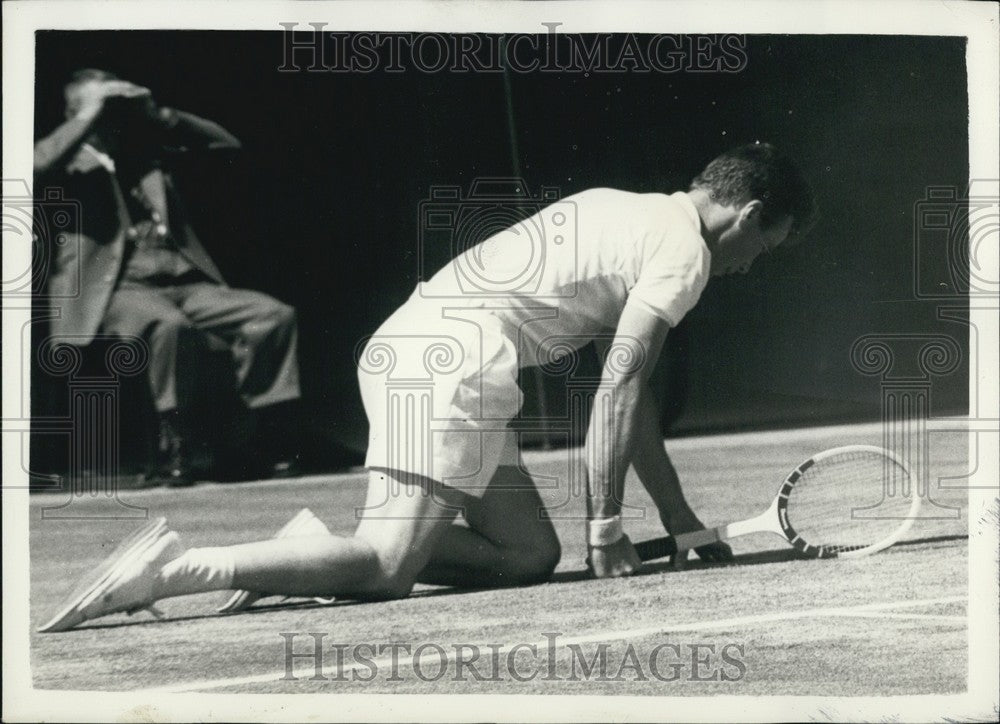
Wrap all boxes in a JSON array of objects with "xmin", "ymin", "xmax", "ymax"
[{"xmin": 625, "ymin": 231, "xmax": 709, "ymax": 328}]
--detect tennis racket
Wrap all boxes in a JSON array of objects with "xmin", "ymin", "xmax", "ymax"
[{"xmin": 634, "ymin": 445, "xmax": 920, "ymax": 561}]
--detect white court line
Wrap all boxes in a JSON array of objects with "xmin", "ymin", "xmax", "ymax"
[
  {"xmin": 136, "ymin": 594, "xmax": 967, "ymax": 694},
  {"xmin": 825, "ymin": 612, "xmax": 966, "ymax": 623}
]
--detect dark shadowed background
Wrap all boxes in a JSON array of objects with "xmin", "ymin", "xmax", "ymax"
[{"xmin": 30, "ymin": 31, "xmax": 970, "ymax": 476}]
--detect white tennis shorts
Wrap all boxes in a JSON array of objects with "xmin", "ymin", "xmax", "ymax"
[{"xmin": 357, "ymin": 294, "xmax": 523, "ymax": 496}]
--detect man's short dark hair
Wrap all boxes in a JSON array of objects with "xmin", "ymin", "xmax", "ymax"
[{"xmin": 690, "ymin": 142, "xmax": 818, "ymax": 237}]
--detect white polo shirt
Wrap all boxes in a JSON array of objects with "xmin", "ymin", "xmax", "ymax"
[{"xmin": 416, "ymin": 187, "xmax": 711, "ymax": 368}]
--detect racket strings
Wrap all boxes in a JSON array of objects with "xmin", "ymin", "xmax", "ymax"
[{"xmin": 786, "ymin": 449, "xmax": 915, "ymax": 553}]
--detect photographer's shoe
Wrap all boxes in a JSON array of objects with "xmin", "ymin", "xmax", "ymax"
[
  {"xmin": 218, "ymin": 508, "xmax": 331, "ymax": 613},
  {"xmin": 157, "ymin": 412, "xmax": 195, "ymax": 487},
  {"xmin": 38, "ymin": 518, "xmax": 184, "ymax": 633}
]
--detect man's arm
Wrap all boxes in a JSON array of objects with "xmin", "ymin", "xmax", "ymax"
[
  {"xmin": 34, "ymin": 116, "xmax": 99, "ymax": 177},
  {"xmin": 584, "ymin": 303, "xmax": 669, "ymax": 577},
  {"xmin": 158, "ymin": 109, "xmax": 242, "ymax": 152},
  {"xmin": 630, "ymin": 390, "xmax": 733, "ymax": 565},
  {"xmin": 35, "ymin": 78, "xmax": 240, "ymax": 177},
  {"xmin": 34, "ymin": 79, "xmax": 153, "ymax": 176}
]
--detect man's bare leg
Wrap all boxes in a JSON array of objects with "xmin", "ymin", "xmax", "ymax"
[
  {"xmin": 154, "ymin": 468, "xmax": 465, "ymax": 601},
  {"xmin": 42, "ymin": 464, "xmax": 561, "ymax": 631},
  {"xmin": 415, "ymin": 463, "xmax": 561, "ymax": 588},
  {"xmin": 192, "ymin": 463, "xmax": 559, "ymax": 599}
]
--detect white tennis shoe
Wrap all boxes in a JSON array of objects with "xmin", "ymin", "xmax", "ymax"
[
  {"xmin": 217, "ymin": 508, "xmax": 333, "ymax": 613},
  {"xmin": 38, "ymin": 517, "xmax": 184, "ymax": 633}
]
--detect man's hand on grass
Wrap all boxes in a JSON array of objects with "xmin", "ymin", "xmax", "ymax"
[
  {"xmin": 588, "ymin": 534, "xmax": 642, "ymax": 578},
  {"xmin": 662, "ymin": 505, "xmax": 734, "ymax": 570}
]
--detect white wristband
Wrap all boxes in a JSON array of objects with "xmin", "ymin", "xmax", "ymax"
[{"xmin": 587, "ymin": 516, "xmax": 624, "ymax": 547}]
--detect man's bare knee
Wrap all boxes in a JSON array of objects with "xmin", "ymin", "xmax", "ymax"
[
  {"xmin": 354, "ymin": 525, "xmax": 444, "ymax": 600},
  {"xmin": 507, "ymin": 532, "xmax": 561, "ymax": 584},
  {"xmin": 354, "ymin": 468, "xmax": 462, "ymax": 598},
  {"xmin": 359, "ymin": 568, "xmax": 416, "ymax": 601},
  {"xmin": 342, "ymin": 539, "xmax": 419, "ymax": 600},
  {"xmin": 529, "ymin": 534, "xmax": 562, "ymax": 580}
]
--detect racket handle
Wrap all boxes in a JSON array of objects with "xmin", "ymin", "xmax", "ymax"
[{"xmin": 632, "ymin": 535, "xmax": 678, "ymax": 562}]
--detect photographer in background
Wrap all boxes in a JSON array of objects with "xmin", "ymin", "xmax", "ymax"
[{"xmin": 34, "ymin": 69, "xmax": 301, "ymax": 485}]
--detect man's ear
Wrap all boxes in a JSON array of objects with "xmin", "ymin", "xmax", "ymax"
[{"xmin": 738, "ymin": 199, "xmax": 764, "ymax": 226}]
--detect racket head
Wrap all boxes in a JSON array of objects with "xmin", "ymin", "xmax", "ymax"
[{"xmin": 775, "ymin": 445, "xmax": 920, "ymax": 559}]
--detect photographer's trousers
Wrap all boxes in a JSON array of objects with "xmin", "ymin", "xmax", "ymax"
[{"xmin": 101, "ymin": 276, "xmax": 300, "ymax": 414}]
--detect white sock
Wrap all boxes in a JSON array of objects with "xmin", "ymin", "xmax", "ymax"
[{"xmin": 154, "ymin": 547, "xmax": 236, "ymax": 599}]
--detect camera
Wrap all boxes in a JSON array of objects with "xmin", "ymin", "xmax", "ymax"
[
  {"xmin": 417, "ymin": 178, "xmax": 578, "ymax": 298},
  {"xmin": 2, "ymin": 181, "xmax": 81, "ymax": 298},
  {"xmin": 913, "ymin": 181, "xmax": 998, "ymax": 299}
]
